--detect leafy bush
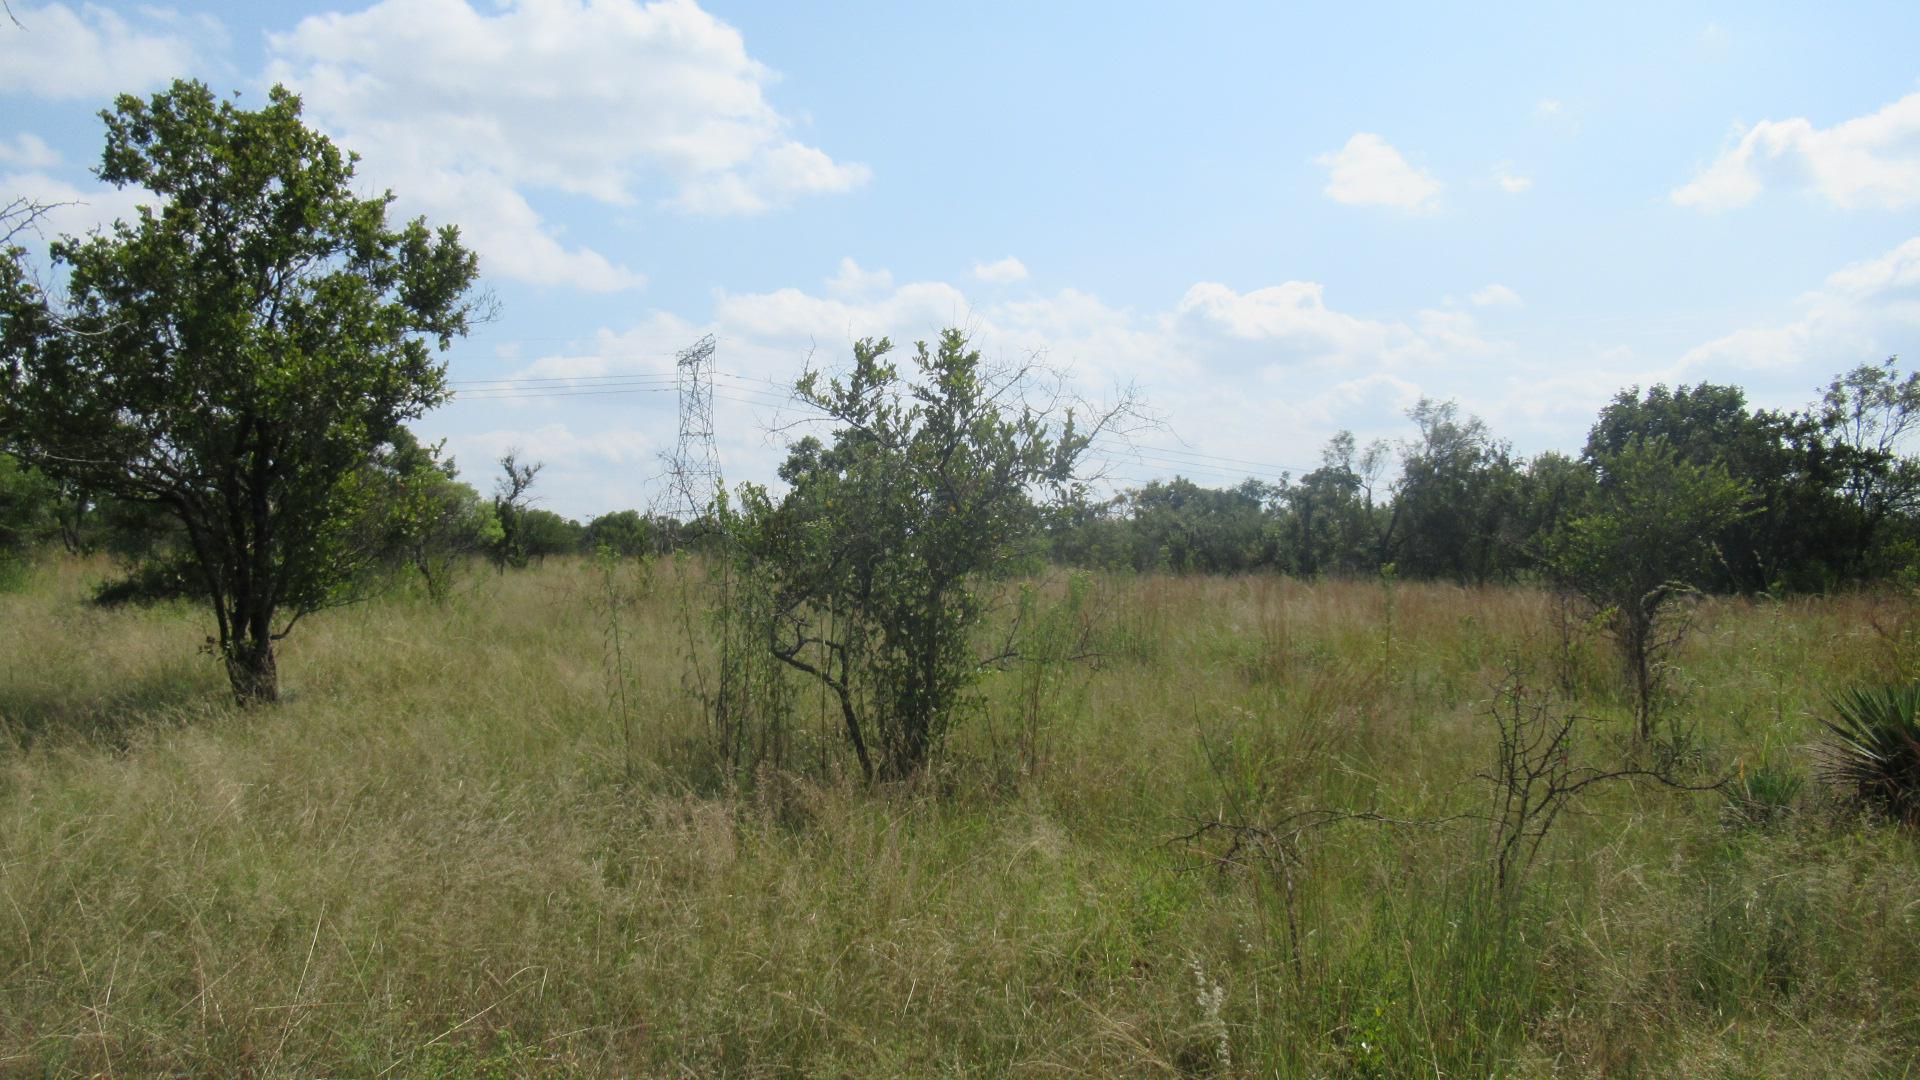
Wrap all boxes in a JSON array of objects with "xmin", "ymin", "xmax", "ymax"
[
  {"xmin": 733, "ymin": 329, "xmax": 1117, "ymax": 781},
  {"xmin": 90, "ymin": 557, "xmax": 204, "ymax": 608},
  {"xmin": 1818, "ymin": 682, "xmax": 1920, "ymax": 824},
  {"xmin": 1545, "ymin": 436, "xmax": 1750, "ymax": 737}
]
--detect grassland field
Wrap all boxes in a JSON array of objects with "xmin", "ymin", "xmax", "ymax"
[{"xmin": 2, "ymin": 555, "xmax": 1918, "ymax": 1077}]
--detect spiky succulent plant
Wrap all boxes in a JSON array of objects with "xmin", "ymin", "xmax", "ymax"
[{"xmin": 1818, "ymin": 682, "xmax": 1920, "ymax": 824}]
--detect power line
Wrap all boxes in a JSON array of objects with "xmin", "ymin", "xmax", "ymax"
[
  {"xmin": 1090, "ymin": 455, "xmax": 1287, "ymax": 485},
  {"xmin": 450, "ymin": 374, "xmax": 678, "ymax": 389},
  {"xmin": 448, "ymin": 381, "xmax": 809, "ymax": 410},
  {"xmin": 452, "ymin": 385, "xmax": 677, "ymax": 401},
  {"xmin": 1087, "ymin": 440, "xmax": 1303, "ymax": 480},
  {"xmin": 455, "ymin": 385, "xmax": 1311, "ymax": 475},
  {"xmin": 444, "ymin": 362, "xmax": 1324, "ymax": 489}
]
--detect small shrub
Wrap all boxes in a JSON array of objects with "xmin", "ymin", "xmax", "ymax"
[
  {"xmin": 0, "ymin": 551, "xmax": 29, "ymax": 593},
  {"xmin": 1722, "ymin": 760, "xmax": 1804, "ymax": 829},
  {"xmin": 1817, "ymin": 682, "xmax": 1920, "ymax": 824},
  {"xmin": 90, "ymin": 557, "xmax": 203, "ymax": 607}
]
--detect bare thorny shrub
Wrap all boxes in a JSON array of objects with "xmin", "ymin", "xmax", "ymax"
[
  {"xmin": 1548, "ymin": 588, "xmax": 1611, "ymax": 699},
  {"xmin": 591, "ymin": 520, "xmax": 806, "ymax": 795},
  {"xmin": 593, "ymin": 547, "xmax": 649, "ymax": 784},
  {"xmin": 1481, "ymin": 672, "xmax": 1723, "ymax": 893},
  {"xmin": 1174, "ymin": 804, "xmax": 1455, "ymax": 981},
  {"xmin": 1174, "ymin": 705, "xmax": 1435, "ymax": 976},
  {"xmin": 1173, "ymin": 664, "xmax": 1724, "ymax": 939},
  {"xmin": 1861, "ymin": 580, "xmax": 1920, "ymax": 676},
  {"xmin": 679, "ymin": 541, "xmax": 807, "ymax": 792}
]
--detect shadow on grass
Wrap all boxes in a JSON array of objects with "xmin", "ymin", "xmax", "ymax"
[{"xmin": 0, "ymin": 668, "xmax": 228, "ymax": 752}]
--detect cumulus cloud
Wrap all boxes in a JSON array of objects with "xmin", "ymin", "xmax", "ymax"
[
  {"xmin": 0, "ymin": 3, "xmax": 206, "ymax": 100},
  {"xmin": 670, "ymin": 140, "xmax": 870, "ymax": 215},
  {"xmin": 414, "ymin": 167, "xmax": 645, "ymax": 292},
  {"xmin": 1470, "ymin": 284, "xmax": 1522, "ymax": 308},
  {"xmin": 713, "ymin": 280, "xmax": 974, "ymax": 343},
  {"xmin": 1492, "ymin": 161, "xmax": 1532, "ymax": 193},
  {"xmin": 1672, "ymin": 91, "xmax": 1920, "ymax": 211},
  {"xmin": 265, "ymin": 0, "xmax": 869, "ymax": 290},
  {"xmin": 1681, "ymin": 235, "xmax": 1920, "ymax": 374},
  {"xmin": 1314, "ymin": 133, "xmax": 1442, "ymax": 210},
  {"xmin": 971, "ymin": 256, "xmax": 1029, "ymax": 284},
  {"xmin": 1175, "ymin": 281, "xmax": 1399, "ymax": 359},
  {"xmin": 0, "ymin": 134, "xmax": 60, "ymax": 170},
  {"xmin": 826, "ymin": 257, "xmax": 893, "ymax": 298}
]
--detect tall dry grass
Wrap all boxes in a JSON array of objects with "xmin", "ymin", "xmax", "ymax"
[{"xmin": 1, "ymin": 557, "xmax": 1916, "ymax": 1076}]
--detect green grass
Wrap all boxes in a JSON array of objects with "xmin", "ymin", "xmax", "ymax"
[{"xmin": 2, "ymin": 557, "xmax": 1918, "ymax": 1076}]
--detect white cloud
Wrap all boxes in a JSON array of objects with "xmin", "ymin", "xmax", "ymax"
[
  {"xmin": 1681, "ymin": 235, "xmax": 1920, "ymax": 374},
  {"xmin": 417, "ymin": 166, "xmax": 645, "ymax": 292},
  {"xmin": 1314, "ymin": 133, "xmax": 1442, "ymax": 210},
  {"xmin": 1492, "ymin": 161, "xmax": 1532, "ymax": 193},
  {"xmin": 0, "ymin": 133, "xmax": 59, "ymax": 170},
  {"xmin": 826, "ymin": 257, "xmax": 893, "ymax": 297},
  {"xmin": 1470, "ymin": 284, "xmax": 1522, "ymax": 308},
  {"xmin": 1176, "ymin": 281, "xmax": 1397, "ymax": 359},
  {"xmin": 1302, "ymin": 372, "xmax": 1425, "ymax": 423},
  {"xmin": 671, "ymin": 141, "xmax": 871, "ymax": 215},
  {"xmin": 971, "ymin": 256, "xmax": 1030, "ymax": 284},
  {"xmin": 713, "ymin": 280, "xmax": 974, "ymax": 343},
  {"xmin": 0, "ymin": 3, "xmax": 204, "ymax": 100},
  {"xmin": 265, "ymin": 0, "xmax": 870, "ymax": 290},
  {"xmin": 1672, "ymin": 91, "xmax": 1920, "ymax": 211}
]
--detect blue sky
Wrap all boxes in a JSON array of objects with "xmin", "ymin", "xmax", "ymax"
[{"xmin": 5, "ymin": 0, "xmax": 1919, "ymax": 518}]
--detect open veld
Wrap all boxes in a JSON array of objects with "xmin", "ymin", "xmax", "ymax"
[{"xmin": 2, "ymin": 557, "xmax": 1918, "ymax": 1077}]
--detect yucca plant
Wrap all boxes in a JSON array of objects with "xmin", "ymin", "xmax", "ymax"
[
  {"xmin": 1818, "ymin": 682, "xmax": 1920, "ymax": 824},
  {"xmin": 1724, "ymin": 761, "xmax": 1804, "ymax": 829}
]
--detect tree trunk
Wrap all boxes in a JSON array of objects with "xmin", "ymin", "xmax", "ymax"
[
  {"xmin": 1624, "ymin": 610, "xmax": 1653, "ymax": 740},
  {"xmin": 224, "ymin": 629, "xmax": 278, "ymax": 705}
]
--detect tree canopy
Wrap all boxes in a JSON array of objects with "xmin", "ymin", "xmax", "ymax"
[{"xmin": 0, "ymin": 80, "xmax": 480, "ymax": 702}]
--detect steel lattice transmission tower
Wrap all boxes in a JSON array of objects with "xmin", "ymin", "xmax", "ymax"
[{"xmin": 668, "ymin": 334, "xmax": 721, "ymax": 519}]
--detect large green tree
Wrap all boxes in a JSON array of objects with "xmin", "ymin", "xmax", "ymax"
[
  {"xmin": 1119, "ymin": 476, "xmax": 1280, "ymax": 574},
  {"xmin": 0, "ymin": 453, "xmax": 56, "ymax": 582},
  {"xmin": 1819, "ymin": 358, "xmax": 1920, "ymax": 575},
  {"xmin": 1392, "ymin": 398, "xmax": 1524, "ymax": 584},
  {"xmin": 0, "ymin": 80, "xmax": 480, "ymax": 703},
  {"xmin": 1584, "ymin": 382, "xmax": 1837, "ymax": 590}
]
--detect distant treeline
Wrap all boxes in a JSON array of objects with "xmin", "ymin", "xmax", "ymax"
[
  {"xmin": 3, "ymin": 360, "xmax": 1915, "ymax": 597},
  {"xmin": 1046, "ymin": 362, "xmax": 1920, "ymax": 593},
  {"xmin": 0, "ymin": 429, "xmax": 713, "ymax": 600}
]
